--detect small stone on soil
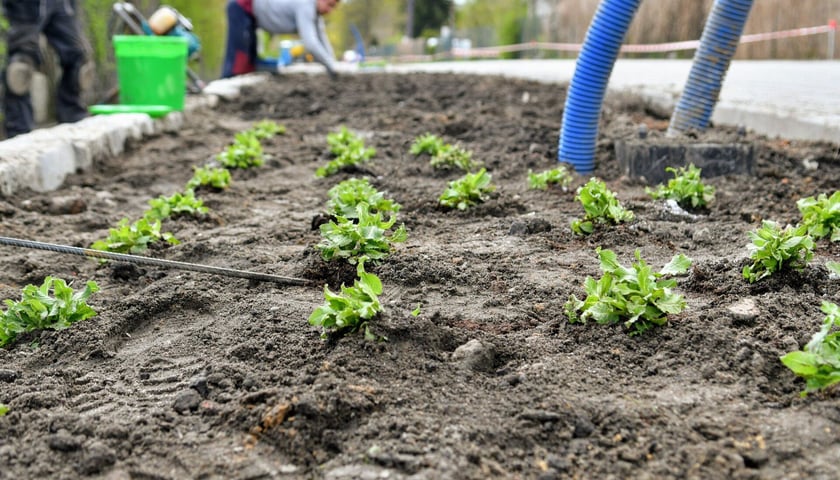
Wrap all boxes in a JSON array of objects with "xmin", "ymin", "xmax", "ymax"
[
  {"xmin": 452, "ymin": 339, "xmax": 496, "ymax": 372},
  {"xmin": 0, "ymin": 369, "xmax": 18, "ymax": 382},
  {"xmin": 173, "ymin": 390, "xmax": 202, "ymax": 414},
  {"xmin": 727, "ymin": 299, "xmax": 759, "ymax": 323},
  {"xmin": 47, "ymin": 432, "xmax": 82, "ymax": 452}
]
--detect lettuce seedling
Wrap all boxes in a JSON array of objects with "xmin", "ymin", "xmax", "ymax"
[
  {"xmin": 742, "ymin": 220, "xmax": 814, "ymax": 283},
  {"xmin": 326, "ymin": 178, "xmax": 401, "ymax": 219},
  {"xmin": 91, "ymin": 217, "xmax": 179, "ymax": 255},
  {"xmin": 439, "ymin": 168, "xmax": 496, "ymax": 210},
  {"xmin": 429, "ymin": 144, "xmax": 481, "ymax": 172},
  {"xmin": 797, "ymin": 191, "xmax": 840, "ymax": 242},
  {"xmin": 528, "ymin": 166, "xmax": 573, "ymax": 191},
  {"xmin": 250, "ymin": 120, "xmax": 286, "ymax": 140},
  {"xmin": 217, "ymin": 132, "xmax": 264, "ymax": 169},
  {"xmin": 186, "ymin": 166, "xmax": 231, "ymax": 191},
  {"xmin": 571, "ymin": 178, "xmax": 634, "ymax": 235},
  {"xmin": 317, "ymin": 203, "xmax": 407, "ymax": 264},
  {"xmin": 410, "ymin": 133, "xmax": 446, "ymax": 156},
  {"xmin": 144, "ymin": 190, "xmax": 209, "ymax": 222},
  {"xmin": 565, "ymin": 248, "xmax": 692, "ymax": 335},
  {"xmin": 828, "ymin": 261, "xmax": 840, "ymax": 277},
  {"xmin": 0, "ymin": 276, "xmax": 99, "ymax": 347},
  {"xmin": 317, "ymin": 127, "xmax": 376, "ymax": 177},
  {"xmin": 781, "ymin": 301, "xmax": 840, "ymax": 396},
  {"xmin": 309, "ymin": 260, "xmax": 382, "ymax": 340},
  {"xmin": 0, "ymin": 404, "xmax": 7, "ymax": 416},
  {"xmin": 646, "ymin": 164, "xmax": 715, "ymax": 209},
  {"xmin": 410, "ymin": 134, "xmax": 480, "ymax": 172}
]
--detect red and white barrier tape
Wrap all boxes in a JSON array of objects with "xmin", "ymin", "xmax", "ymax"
[{"xmin": 371, "ymin": 23, "xmax": 836, "ymax": 62}]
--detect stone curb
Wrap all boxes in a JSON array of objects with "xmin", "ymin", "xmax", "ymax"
[{"xmin": 0, "ymin": 74, "xmax": 267, "ymax": 197}]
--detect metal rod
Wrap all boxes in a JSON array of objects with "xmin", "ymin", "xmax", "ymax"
[{"xmin": 0, "ymin": 237, "xmax": 309, "ymax": 286}]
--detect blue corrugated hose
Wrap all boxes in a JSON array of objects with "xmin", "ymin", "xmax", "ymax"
[
  {"xmin": 668, "ymin": 0, "xmax": 755, "ymax": 136},
  {"xmin": 558, "ymin": 0, "xmax": 643, "ymax": 174}
]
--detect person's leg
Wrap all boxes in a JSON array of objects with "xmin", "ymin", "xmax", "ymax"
[
  {"xmin": 1, "ymin": 0, "xmax": 42, "ymax": 138},
  {"xmin": 42, "ymin": 0, "xmax": 92, "ymax": 124},
  {"xmin": 222, "ymin": 0, "xmax": 257, "ymax": 78}
]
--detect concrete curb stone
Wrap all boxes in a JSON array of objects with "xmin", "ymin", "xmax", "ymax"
[{"xmin": 0, "ymin": 73, "xmax": 267, "ymax": 197}]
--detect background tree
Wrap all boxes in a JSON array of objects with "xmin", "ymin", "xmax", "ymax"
[{"xmin": 411, "ymin": 0, "xmax": 453, "ymax": 38}]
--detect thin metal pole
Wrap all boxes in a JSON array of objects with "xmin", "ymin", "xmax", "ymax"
[{"xmin": 0, "ymin": 237, "xmax": 309, "ymax": 286}]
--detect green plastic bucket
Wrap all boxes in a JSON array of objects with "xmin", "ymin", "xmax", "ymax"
[{"xmin": 113, "ymin": 35, "xmax": 188, "ymax": 111}]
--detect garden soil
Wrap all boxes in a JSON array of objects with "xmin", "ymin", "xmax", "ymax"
[{"xmin": 1, "ymin": 72, "xmax": 839, "ymax": 480}]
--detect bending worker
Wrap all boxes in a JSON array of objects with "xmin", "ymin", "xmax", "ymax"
[
  {"xmin": 223, "ymin": 0, "xmax": 341, "ymax": 79},
  {"xmin": 2, "ymin": 0, "xmax": 93, "ymax": 139}
]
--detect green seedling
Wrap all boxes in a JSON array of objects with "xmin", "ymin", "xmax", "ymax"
[
  {"xmin": 217, "ymin": 132, "xmax": 264, "ymax": 169},
  {"xmin": 565, "ymin": 248, "xmax": 692, "ymax": 336},
  {"xmin": 411, "ymin": 304, "xmax": 422, "ymax": 317},
  {"xmin": 646, "ymin": 164, "xmax": 715, "ymax": 209},
  {"xmin": 309, "ymin": 260, "xmax": 382, "ymax": 340},
  {"xmin": 571, "ymin": 178, "xmax": 634, "ymax": 235},
  {"xmin": 91, "ymin": 217, "xmax": 179, "ymax": 255},
  {"xmin": 250, "ymin": 120, "xmax": 286, "ymax": 140},
  {"xmin": 410, "ymin": 134, "xmax": 481, "ymax": 172},
  {"xmin": 781, "ymin": 301, "xmax": 840, "ymax": 396},
  {"xmin": 317, "ymin": 203, "xmax": 407, "ymax": 264},
  {"xmin": 144, "ymin": 190, "xmax": 209, "ymax": 222},
  {"xmin": 410, "ymin": 133, "xmax": 446, "ymax": 156},
  {"xmin": 439, "ymin": 168, "xmax": 496, "ymax": 210},
  {"xmin": 742, "ymin": 220, "xmax": 814, "ymax": 283},
  {"xmin": 528, "ymin": 166, "xmax": 573, "ymax": 191},
  {"xmin": 0, "ymin": 404, "xmax": 7, "ymax": 416},
  {"xmin": 797, "ymin": 191, "xmax": 840, "ymax": 242},
  {"xmin": 0, "ymin": 276, "xmax": 99, "ymax": 347},
  {"xmin": 326, "ymin": 178, "xmax": 401, "ymax": 219},
  {"xmin": 828, "ymin": 261, "xmax": 840, "ymax": 276},
  {"xmin": 186, "ymin": 166, "xmax": 231, "ymax": 191},
  {"xmin": 317, "ymin": 127, "xmax": 376, "ymax": 177},
  {"xmin": 429, "ymin": 144, "xmax": 481, "ymax": 172}
]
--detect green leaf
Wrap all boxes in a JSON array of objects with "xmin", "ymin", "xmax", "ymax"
[
  {"xmin": 743, "ymin": 221, "xmax": 814, "ymax": 283},
  {"xmin": 528, "ymin": 166, "xmax": 573, "ymax": 191},
  {"xmin": 308, "ymin": 264, "xmax": 384, "ymax": 339},
  {"xmin": 566, "ymin": 249, "xmax": 688, "ymax": 335},
  {"xmin": 439, "ymin": 169, "xmax": 496, "ymax": 210},
  {"xmin": 660, "ymin": 253, "xmax": 693, "ymax": 275},
  {"xmin": 781, "ymin": 302, "xmax": 840, "ymax": 395},
  {"xmin": 317, "ymin": 127, "xmax": 376, "ymax": 177},
  {"xmin": 646, "ymin": 164, "xmax": 715, "ymax": 209},
  {"xmin": 571, "ymin": 178, "xmax": 633, "ymax": 235},
  {"xmin": 0, "ymin": 404, "xmax": 8, "ymax": 416},
  {"xmin": 411, "ymin": 304, "xmax": 422, "ymax": 317},
  {"xmin": 0, "ymin": 277, "xmax": 99, "ymax": 347},
  {"xmin": 217, "ymin": 131, "xmax": 265, "ymax": 169}
]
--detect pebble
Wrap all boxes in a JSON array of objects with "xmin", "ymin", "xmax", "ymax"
[
  {"xmin": 727, "ymin": 298, "xmax": 759, "ymax": 323},
  {"xmin": 0, "ymin": 369, "xmax": 18, "ymax": 382},
  {"xmin": 451, "ymin": 339, "xmax": 496, "ymax": 373},
  {"xmin": 47, "ymin": 432, "xmax": 82, "ymax": 452},
  {"xmin": 173, "ymin": 390, "xmax": 202, "ymax": 414}
]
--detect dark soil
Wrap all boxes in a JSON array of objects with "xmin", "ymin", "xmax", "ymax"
[{"xmin": 1, "ymin": 72, "xmax": 839, "ymax": 480}]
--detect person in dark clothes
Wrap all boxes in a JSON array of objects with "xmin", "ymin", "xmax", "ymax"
[
  {"xmin": 222, "ymin": 0, "xmax": 340, "ymax": 79},
  {"xmin": 1, "ymin": 0, "xmax": 93, "ymax": 138}
]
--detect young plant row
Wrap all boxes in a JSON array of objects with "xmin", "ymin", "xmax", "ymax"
[
  {"xmin": 0, "ymin": 122, "xmax": 283, "ymax": 355},
  {"xmin": 565, "ymin": 166, "xmax": 840, "ymax": 395},
  {"xmin": 308, "ymin": 176, "xmax": 407, "ymax": 339},
  {"xmin": 91, "ymin": 121, "xmax": 283, "ymax": 254},
  {"xmin": 568, "ymin": 164, "xmax": 840, "ymax": 284}
]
